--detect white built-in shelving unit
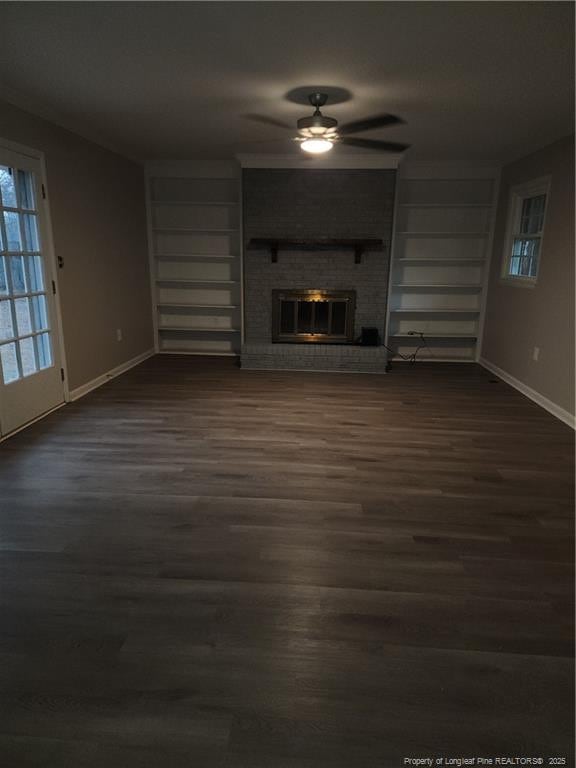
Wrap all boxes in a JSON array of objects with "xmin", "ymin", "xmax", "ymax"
[
  {"xmin": 386, "ymin": 170, "xmax": 498, "ymax": 362},
  {"xmin": 146, "ymin": 162, "xmax": 241, "ymax": 356}
]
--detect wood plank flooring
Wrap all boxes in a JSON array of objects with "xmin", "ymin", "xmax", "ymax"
[{"xmin": 0, "ymin": 356, "xmax": 574, "ymax": 767}]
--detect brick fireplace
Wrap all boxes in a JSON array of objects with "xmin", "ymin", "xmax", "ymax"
[{"xmin": 241, "ymin": 168, "xmax": 395, "ymax": 372}]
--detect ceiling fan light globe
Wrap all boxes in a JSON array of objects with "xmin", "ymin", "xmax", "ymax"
[{"xmin": 301, "ymin": 138, "xmax": 334, "ymax": 154}]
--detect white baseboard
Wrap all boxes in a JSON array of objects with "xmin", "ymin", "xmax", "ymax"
[
  {"xmin": 69, "ymin": 349, "xmax": 155, "ymax": 402},
  {"xmin": 479, "ymin": 357, "xmax": 575, "ymax": 429},
  {"xmin": 0, "ymin": 401, "xmax": 67, "ymax": 443}
]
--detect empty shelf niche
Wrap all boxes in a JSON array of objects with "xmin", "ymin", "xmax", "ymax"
[
  {"xmin": 159, "ymin": 331, "xmax": 238, "ymax": 355},
  {"xmin": 398, "ymin": 178, "xmax": 494, "ymax": 206},
  {"xmin": 157, "ymin": 285, "xmax": 237, "ymax": 306},
  {"xmin": 397, "ymin": 237, "xmax": 486, "ymax": 261},
  {"xmin": 392, "ymin": 337, "xmax": 477, "ymax": 362},
  {"xmin": 397, "ymin": 206, "xmax": 491, "ymax": 234},
  {"xmin": 154, "ymin": 231, "xmax": 235, "ymax": 256},
  {"xmin": 395, "ymin": 262, "xmax": 483, "ymax": 285},
  {"xmin": 151, "ymin": 177, "xmax": 238, "ymax": 204},
  {"xmin": 391, "ymin": 290, "xmax": 481, "ymax": 311},
  {"xmin": 153, "ymin": 204, "xmax": 237, "ymax": 230},
  {"xmin": 389, "ymin": 315, "xmax": 479, "ymax": 337},
  {"xmin": 159, "ymin": 306, "xmax": 238, "ymax": 331},
  {"xmin": 157, "ymin": 260, "xmax": 234, "ymax": 282}
]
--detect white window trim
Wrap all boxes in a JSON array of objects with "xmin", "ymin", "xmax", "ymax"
[{"xmin": 501, "ymin": 175, "xmax": 551, "ymax": 288}]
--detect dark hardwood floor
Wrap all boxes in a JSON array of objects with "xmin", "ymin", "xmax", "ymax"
[{"xmin": 0, "ymin": 356, "xmax": 574, "ymax": 767}]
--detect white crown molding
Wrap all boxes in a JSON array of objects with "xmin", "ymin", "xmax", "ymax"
[
  {"xmin": 146, "ymin": 158, "xmax": 240, "ymax": 179},
  {"xmin": 399, "ymin": 162, "xmax": 499, "ymax": 179},
  {"xmin": 236, "ymin": 153, "xmax": 401, "ymax": 169}
]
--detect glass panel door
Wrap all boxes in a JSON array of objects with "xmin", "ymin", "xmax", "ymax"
[{"xmin": 0, "ymin": 145, "xmax": 64, "ymax": 436}]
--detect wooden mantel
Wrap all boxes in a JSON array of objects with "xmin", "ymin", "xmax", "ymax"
[{"xmin": 246, "ymin": 238, "xmax": 385, "ymax": 264}]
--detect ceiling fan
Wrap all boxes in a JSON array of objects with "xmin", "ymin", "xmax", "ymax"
[{"xmin": 246, "ymin": 92, "xmax": 410, "ymax": 155}]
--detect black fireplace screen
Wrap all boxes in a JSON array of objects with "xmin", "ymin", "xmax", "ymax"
[{"xmin": 272, "ymin": 290, "xmax": 356, "ymax": 343}]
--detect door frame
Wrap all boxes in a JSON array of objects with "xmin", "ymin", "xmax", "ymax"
[{"xmin": 0, "ymin": 137, "xmax": 69, "ymax": 425}]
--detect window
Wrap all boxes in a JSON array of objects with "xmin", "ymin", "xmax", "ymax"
[
  {"xmin": 502, "ymin": 177, "xmax": 550, "ymax": 284},
  {"xmin": 0, "ymin": 164, "xmax": 53, "ymax": 384}
]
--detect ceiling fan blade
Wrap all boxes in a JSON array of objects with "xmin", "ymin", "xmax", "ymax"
[
  {"xmin": 338, "ymin": 114, "xmax": 404, "ymax": 136},
  {"xmin": 243, "ymin": 114, "xmax": 293, "ymax": 130},
  {"xmin": 339, "ymin": 137, "xmax": 410, "ymax": 152}
]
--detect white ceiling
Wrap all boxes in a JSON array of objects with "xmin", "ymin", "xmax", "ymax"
[{"xmin": 0, "ymin": 2, "xmax": 573, "ymax": 165}]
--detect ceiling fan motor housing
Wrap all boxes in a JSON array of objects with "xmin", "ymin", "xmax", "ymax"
[{"xmin": 297, "ymin": 113, "xmax": 338, "ymax": 137}]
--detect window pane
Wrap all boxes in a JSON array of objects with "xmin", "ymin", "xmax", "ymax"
[
  {"xmin": 520, "ymin": 194, "xmax": 546, "ymax": 235},
  {"xmin": 0, "ymin": 341, "xmax": 20, "ymax": 383},
  {"xmin": 28, "ymin": 255, "xmax": 44, "ymax": 292},
  {"xmin": 14, "ymin": 297, "xmax": 32, "ymax": 335},
  {"xmin": 0, "ymin": 300, "xmax": 14, "ymax": 341},
  {"xmin": 19, "ymin": 336, "xmax": 37, "ymax": 377},
  {"xmin": 0, "ymin": 166, "xmax": 17, "ymax": 208},
  {"xmin": 0, "ymin": 222, "xmax": 3, "ymax": 251},
  {"xmin": 0, "ymin": 257, "xmax": 7, "ymax": 294},
  {"xmin": 9, "ymin": 256, "xmax": 27, "ymax": 294},
  {"xmin": 510, "ymin": 238, "xmax": 539, "ymax": 278},
  {"xmin": 17, "ymin": 170, "xmax": 36, "ymax": 210},
  {"xmin": 22, "ymin": 214, "xmax": 40, "ymax": 252},
  {"xmin": 36, "ymin": 332, "xmax": 52, "ymax": 370},
  {"xmin": 31, "ymin": 295, "xmax": 48, "ymax": 331},
  {"xmin": 3, "ymin": 211, "xmax": 22, "ymax": 250}
]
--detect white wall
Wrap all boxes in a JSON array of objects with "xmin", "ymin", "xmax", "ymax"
[
  {"xmin": 481, "ymin": 136, "xmax": 575, "ymax": 422},
  {"xmin": 0, "ymin": 99, "xmax": 154, "ymax": 391}
]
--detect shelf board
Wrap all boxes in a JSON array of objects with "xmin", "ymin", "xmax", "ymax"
[
  {"xmin": 152, "ymin": 200, "xmax": 238, "ymax": 206},
  {"xmin": 158, "ymin": 350, "xmax": 239, "ymax": 357},
  {"xmin": 389, "ymin": 333, "xmax": 478, "ymax": 339},
  {"xmin": 393, "ymin": 283, "xmax": 483, "ymax": 289},
  {"xmin": 155, "ymin": 253, "xmax": 235, "ymax": 260},
  {"xmin": 396, "ymin": 232, "xmax": 488, "ymax": 237},
  {"xmin": 390, "ymin": 308, "xmax": 480, "ymax": 314},
  {"xmin": 159, "ymin": 326, "xmax": 240, "ymax": 333},
  {"xmin": 153, "ymin": 226, "xmax": 237, "ymax": 233},
  {"xmin": 395, "ymin": 257, "xmax": 485, "ymax": 263},
  {"xmin": 156, "ymin": 279, "xmax": 237, "ymax": 285},
  {"xmin": 156, "ymin": 302, "xmax": 238, "ymax": 309},
  {"xmin": 398, "ymin": 203, "xmax": 491, "ymax": 209},
  {"xmin": 390, "ymin": 355, "xmax": 475, "ymax": 363}
]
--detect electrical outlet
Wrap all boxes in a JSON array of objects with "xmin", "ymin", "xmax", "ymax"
[
  {"xmin": 116, "ymin": 328, "xmax": 123, "ymax": 342},
  {"xmin": 532, "ymin": 346, "xmax": 540, "ymax": 362}
]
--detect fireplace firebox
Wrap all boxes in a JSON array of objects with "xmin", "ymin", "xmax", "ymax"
[{"xmin": 272, "ymin": 290, "xmax": 356, "ymax": 344}]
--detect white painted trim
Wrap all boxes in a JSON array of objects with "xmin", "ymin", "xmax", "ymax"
[
  {"xmin": 69, "ymin": 349, "xmax": 155, "ymax": 401},
  {"xmin": 0, "ymin": 138, "xmax": 70, "ymax": 436},
  {"xmin": 399, "ymin": 164, "xmax": 499, "ymax": 180},
  {"xmin": 0, "ymin": 401, "xmax": 66, "ymax": 443},
  {"xmin": 146, "ymin": 159, "xmax": 240, "ymax": 179},
  {"xmin": 0, "ymin": 136, "xmax": 45, "ymax": 160},
  {"xmin": 157, "ymin": 350, "xmax": 238, "ymax": 357},
  {"xmin": 238, "ymin": 170, "xmax": 245, "ymax": 347},
  {"xmin": 144, "ymin": 168, "xmax": 160, "ymax": 354},
  {"xmin": 240, "ymin": 365, "xmax": 387, "ymax": 375},
  {"xmin": 38, "ymin": 149, "xmax": 70, "ymax": 400},
  {"xmin": 236, "ymin": 153, "xmax": 400, "ymax": 169},
  {"xmin": 500, "ymin": 175, "xmax": 551, "ymax": 285},
  {"xmin": 475, "ymin": 169, "xmax": 501, "ymax": 362},
  {"xmin": 479, "ymin": 357, "xmax": 575, "ymax": 429},
  {"xmin": 384, "ymin": 168, "xmax": 401, "ymax": 352}
]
